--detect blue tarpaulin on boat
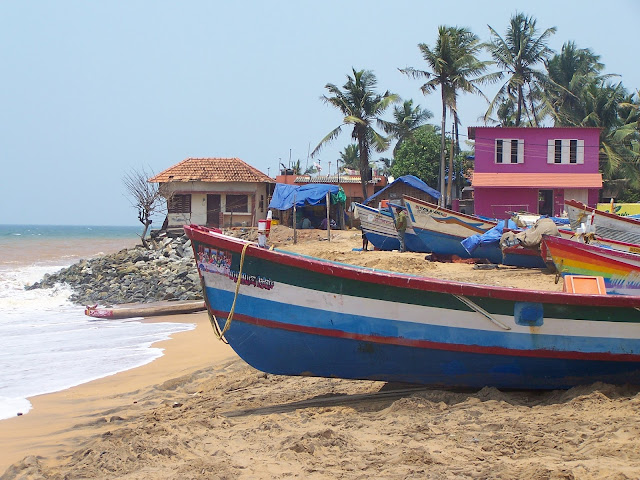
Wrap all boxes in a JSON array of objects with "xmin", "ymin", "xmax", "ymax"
[
  {"xmin": 461, "ymin": 219, "xmax": 518, "ymax": 255},
  {"xmin": 364, "ymin": 175, "xmax": 441, "ymax": 204},
  {"xmin": 268, "ymin": 183, "xmax": 343, "ymax": 210},
  {"xmin": 550, "ymin": 216, "xmax": 570, "ymax": 225}
]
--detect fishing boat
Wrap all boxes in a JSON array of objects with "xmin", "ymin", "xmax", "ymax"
[
  {"xmin": 353, "ymin": 202, "xmax": 427, "ymax": 252},
  {"xmin": 85, "ymin": 300, "xmax": 205, "ymax": 319},
  {"xmin": 184, "ymin": 224, "xmax": 640, "ymax": 389},
  {"xmin": 565, "ymin": 199, "xmax": 640, "ymax": 244},
  {"xmin": 402, "ymin": 196, "xmax": 549, "ymax": 268},
  {"xmin": 542, "ymin": 235, "xmax": 640, "ymax": 296}
]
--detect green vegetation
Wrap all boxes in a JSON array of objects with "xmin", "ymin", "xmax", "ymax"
[
  {"xmin": 312, "ymin": 68, "xmax": 400, "ymax": 199},
  {"xmin": 338, "ymin": 144, "xmax": 360, "ymax": 171},
  {"xmin": 485, "ymin": 13, "xmax": 556, "ymax": 127},
  {"xmin": 390, "ymin": 126, "xmax": 442, "ymax": 187},
  {"xmin": 312, "ymin": 12, "xmax": 639, "ymax": 202},
  {"xmin": 401, "ymin": 26, "xmax": 492, "ymax": 205}
]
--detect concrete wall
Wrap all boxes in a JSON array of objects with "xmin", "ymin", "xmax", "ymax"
[
  {"xmin": 473, "ymin": 127, "xmax": 601, "ymax": 173},
  {"xmin": 473, "ymin": 187, "xmax": 538, "ymax": 219},
  {"xmin": 472, "ymin": 127, "xmax": 601, "ymax": 217},
  {"xmin": 162, "ymin": 181, "xmax": 271, "ymax": 228}
]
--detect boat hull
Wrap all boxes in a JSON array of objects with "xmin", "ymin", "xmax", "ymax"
[
  {"xmin": 566, "ymin": 199, "xmax": 640, "ymax": 244},
  {"xmin": 543, "ymin": 235, "xmax": 640, "ymax": 295},
  {"xmin": 84, "ymin": 300, "xmax": 205, "ymax": 319},
  {"xmin": 353, "ymin": 202, "xmax": 426, "ymax": 252},
  {"xmin": 185, "ymin": 225, "xmax": 640, "ymax": 389},
  {"xmin": 403, "ymin": 196, "xmax": 547, "ymax": 267}
]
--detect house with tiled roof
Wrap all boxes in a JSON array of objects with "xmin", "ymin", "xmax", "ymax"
[
  {"xmin": 149, "ymin": 157, "xmax": 275, "ymax": 229},
  {"xmin": 469, "ymin": 127, "xmax": 602, "ymax": 218}
]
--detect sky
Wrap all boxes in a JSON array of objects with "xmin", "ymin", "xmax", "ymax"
[{"xmin": 1, "ymin": 1, "xmax": 638, "ymax": 226}]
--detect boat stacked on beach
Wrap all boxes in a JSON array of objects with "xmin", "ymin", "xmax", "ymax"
[
  {"xmin": 540, "ymin": 200, "xmax": 640, "ymax": 295},
  {"xmin": 355, "ymin": 196, "xmax": 558, "ymax": 268},
  {"xmin": 355, "ymin": 195, "xmax": 640, "ymax": 282},
  {"xmin": 565, "ymin": 199, "xmax": 640, "ymax": 245},
  {"xmin": 184, "ymin": 224, "xmax": 640, "ymax": 389}
]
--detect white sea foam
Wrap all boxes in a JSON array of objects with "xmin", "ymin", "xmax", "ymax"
[
  {"xmin": 0, "ymin": 230, "xmax": 196, "ymax": 421},
  {"xmin": 0, "ymin": 397, "xmax": 31, "ymax": 420}
]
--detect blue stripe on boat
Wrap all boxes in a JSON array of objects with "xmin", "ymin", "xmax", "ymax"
[
  {"xmin": 219, "ymin": 318, "xmax": 640, "ymax": 389},
  {"xmin": 208, "ymin": 287, "xmax": 640, "ymax": 356}
]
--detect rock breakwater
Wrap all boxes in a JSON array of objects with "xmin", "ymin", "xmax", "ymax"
[{"xmin": 26, "ymin": 234, "xmax": 203, "ymax": 306}]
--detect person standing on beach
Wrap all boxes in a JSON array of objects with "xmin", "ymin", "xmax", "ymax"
[{"xmin": 395, "ymin": 207, "xmax": 407, "ymax": 252}]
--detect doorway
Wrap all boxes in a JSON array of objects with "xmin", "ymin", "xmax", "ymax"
[
  {"xmin": 538, "ymin": 190, "xmax": 553, "ymax": 216},
  {"xmin": 207, "ymin": 194, "xmax": 221, "ymax": 227}
]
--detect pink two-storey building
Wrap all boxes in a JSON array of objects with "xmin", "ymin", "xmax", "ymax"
[{"xmin": 469, "ymin": 127, "xmax": 602, "ymax": 219}]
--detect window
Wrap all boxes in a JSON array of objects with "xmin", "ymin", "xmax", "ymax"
[
  {"xmin": 510, "ymin": 140, "xmax": 519, "ymax": 163},
  {"xmin": 548, "ymin": 139, "xmax": 584, "ymax": 164},
  {"xmin": 226, "ymin": 194, "xmax": 249, "ymax": 212},
  {"xmin": 495, "ymin": 139, "xmax": 524, "ymax": 164},
  {"xmin": 496, "ymin": 139, "xmax": 503, "ymax": 163},
  {"xmin": 168, "ymin": 194, "xmax": 191, "ymax": 213},
  {"xmin": 570, "ymin": 140, "xmax": 578, "ymax": 163}
]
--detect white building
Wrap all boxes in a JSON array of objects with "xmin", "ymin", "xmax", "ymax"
[{"xmin": 149, "ymin": 157, "xmax": 275, "ymax": 229}]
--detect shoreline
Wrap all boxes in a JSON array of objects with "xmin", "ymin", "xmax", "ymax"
[{"xmin": 0, "ymin": 311, "xmax": 236, "ymax": 474}]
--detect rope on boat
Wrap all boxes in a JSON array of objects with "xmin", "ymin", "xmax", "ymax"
[
  {"xmin": 200, "ymin": 275, "xmax": 228, "ymax": 344},
  {"xmin": 454, "ymin": 295, "xmax": 511, "ymax": 330},
  {"xmin": 201, "ymin": 242, "xmax": 251, "ymax": 342}
]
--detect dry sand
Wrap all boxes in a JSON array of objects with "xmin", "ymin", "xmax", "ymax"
[{"xmin": 3, "ymin": 227, "xmax": 640, "ymax": 479}]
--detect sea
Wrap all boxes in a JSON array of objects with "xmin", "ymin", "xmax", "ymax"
[{"xmin": 0, "ymin": 225, "xmax": 195, "ymax": 421}]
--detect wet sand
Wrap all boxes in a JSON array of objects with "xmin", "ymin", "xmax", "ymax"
[{"xmin": 3, "ymin": 228, "xmax": 640, "ymax": 479}]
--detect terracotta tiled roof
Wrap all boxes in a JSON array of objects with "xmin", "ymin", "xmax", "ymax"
[
  {"xmin": 149, "ymin": 157, "xmax": 275, "ymax": 183},
  {"xmin": 472, "ymin": 173, "xmax": 602, "ymax": 188}
]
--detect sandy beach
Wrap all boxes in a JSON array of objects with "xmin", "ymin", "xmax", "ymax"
[{"xmin": 3, "ymin": 229, "xmax": 640, "ymax": 479}]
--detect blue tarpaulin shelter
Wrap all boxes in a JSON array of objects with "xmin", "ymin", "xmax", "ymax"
[
  {"xmin": 363, "ymin": 175, "xmax": 441, "ymax": 205},
  {"xmin": 268, "ymin": 183, "xmax": 345, "ymax": 210},
  {"xmin": 461, "ymin": 219, "xmax": 517, "ymax": 255}
]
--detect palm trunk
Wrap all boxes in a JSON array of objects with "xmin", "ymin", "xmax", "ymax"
[
  {"xmin": 446, "ymin": 120, "xmax": 454, "ymax": 207},
  {"xmin": 358, "ymin": 133, "xmax": 369, "ymax": 201},
  {"xmin": 439, "ymin": 89, "xmax": 447, "ymax": 207},
  {"xmin": 516, "ymin": 85, "xmax": 523, "ymax": 126}
]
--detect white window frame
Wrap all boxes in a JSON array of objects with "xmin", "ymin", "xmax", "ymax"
[
  {"xmin": 547, "ymin": 139, "xmax": 584, "ymax": 164},
  {"xmin": 495, "ymin": 139, "xmax": 524, "ymax": 164}
]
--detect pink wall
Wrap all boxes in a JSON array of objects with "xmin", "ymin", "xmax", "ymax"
[
  {"xmin": 471, "ymin": 127, "xmax": 602, "ymax": 217},
  {"xmin": 472, "ymin": 127, "xmax": 601, "ymax": 173},
  {"xmin": 474, "ymin": 187, "xmax": 539, "ymax": 219}
]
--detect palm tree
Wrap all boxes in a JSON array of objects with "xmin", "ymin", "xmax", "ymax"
[
  {"xmin": 579, "ymin": 81, "xmax": 638, "ymax": 184},
  {"xmin": 400, "ymin": 25, "xmax": 492, "ymax": 206},
  {"xmin": 313, "ymin": 68, "xmax": 399, "ymax": 199},
  {"xmin": 485, "ymin": 13, "xmax": 556, "ymax": 126},
  {"xmin": 544, "ymin": 41, "xmax": 606, "ymax": 125},
  {"xmin": 379, "ymin": 100, "xmax": 433, "ymax": 156},
  {"xmin": 376, "ymin": 157, "xmax": 393, "ymax": 177},
  {"xmin": 338, "ymin": 144, "xmax": 360, "ymax": 171}
]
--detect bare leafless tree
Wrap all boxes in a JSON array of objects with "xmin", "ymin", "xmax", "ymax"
[{"xmin": 123, "ymin": 167, "xmax": 167, "ymax": 248}]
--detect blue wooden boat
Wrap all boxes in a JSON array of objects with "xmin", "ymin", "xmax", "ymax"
[
  {"xmin": 184, "ymin": 224, "xmax": 640, "ymax": 389},
  {"xmin": 353, "ymin": 202, "xmax": 427, "ymax": 252},
  {"xmin": 403, "ymin": 196, "xmax": 548, "ymax": 268}
]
